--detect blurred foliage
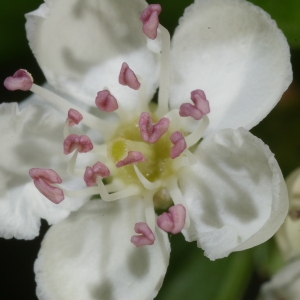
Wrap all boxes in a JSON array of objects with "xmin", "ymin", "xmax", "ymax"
[
  {"xmin": 157, "ymin": 234, "xmax": 253, "ymax": 300},
  {"xmin": 0, "ymin": 0, "xmax": 299, "ymax": 299}
]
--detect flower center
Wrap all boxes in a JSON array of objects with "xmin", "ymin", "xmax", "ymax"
[{"xmin": 107, "ymin": 113, "xmax": 173, "ymax": 186}]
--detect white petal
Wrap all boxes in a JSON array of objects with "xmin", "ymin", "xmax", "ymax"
[
  {"xmin": 276, "ymin": 168, "xmax": 300, "ymax": 261},
  {"xmin": 170, "ymin": 0, "xmax": 292, "ymax": 135},
  {"xmin": 179, "ymin": 128, "xmax": 288, "ymax": 260},
  {"xmin": 0, "ymin": 103, "xmax": 87, "ymax": 240},
  {"xmin": 25, "ymin": 0, "xmax": 160, "ymax": 110},
  {"xmin": 35, "ymin": 199, "xmax": 170, "ymax": 300},
  {"xmin": 260, "ymin": 259, "xmax": 300, "ymax": 300}
]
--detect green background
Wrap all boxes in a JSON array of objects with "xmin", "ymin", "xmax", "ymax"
[{"xmin": 0, "ymin": 0, "xmax": 299, "ymax": 299}]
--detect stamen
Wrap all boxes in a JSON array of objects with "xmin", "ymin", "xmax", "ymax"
[
  {"xmin": 63, "ymin": 134, "xmax": 93, "ymax": 155},
  {"xmin": 184, "ymin": 149, "xmax": 198, "ymax": 165},
  {"xmin": 84, "ymin": 162, "xmax": 110, "ymax": 187},
  {"xmin": 105, "ymin": 179, "xmax": 125, "ymax": 193},
  {"xmin": 29, "ymin": 168, "xmax": 64, "ymax": 204},
  {"xmin": 163, "ymin": 108, "xmax": 180, "ymax": 121},
  {"xmin": 179, "ymin": 89, "xmax": 210, "ymax": 120},
  {"xmin": 139, "ymin": 112, "xmax": 170, "ymax": 143},
  {"xmin": 59, "ymin": 180, "xmax": 139, "ymax": 201},
  {"xmin": 170, "ymin": 131, "xmax": 186, "ymax": 159},
  {"xmin": 185, "ymin": 115, "xmax": 209, "ymax": 148},
  {"xmin": 67, "ymin": 149, "xmax": 78, "ymax": 175},
  {"xmin": 64, "ymin": 109, "xmax": 83, "ymax": 138},
  {"xmin": 59, "ymin": 186, "xmax": 99, "ymax": 198},
  {"xmin": 5, "ymin": 70, "xmax": 116, "ymax": 138},
  {"xmin": 140, "ymin": 4, "xmax": 162, "ymax": 40},
  {"xmin": 133, "ymin": 165, "xmax": 161, "ymax": 190},
  {"xmin": 4, "ymin": 69, "xmax": 33, "ymax": 91},
  {"xmin": 144, "ymin": 190, "xmax": 156, "ymax": 232},
  {"xmin": 95, "ymin": 90, "xmax": 118, "ymax": 112},
  {"xmin": 119, "ymin": 62, "xmax": 141, "ymax": 90},
  {"xmin": 29, "ymin": 82, "xmax": 114, "ymax": 137},
  {"xmin": 167, "ymin": 177, "xmax": 190, "ymax": 229},
  {"xmin": 67, "ymin": 109, "xmax": 83, "ymax": 127},
  {"xmin": 116, "ymin": 151, "xmax": 146, "ymax": 168},
  {"xmin": 96, "ymin": 178, "xmax": 140, "ymax": 202},
  {"xmin": 131, "ymin": 222, "xmax": 155, "ymax": 247},
  {"xmin": 171, "ymin": 156, "xmax": 190, "ymax": 172},
  {"xmin": 136, "ymin": 78, "xmax": 149, "ymax": 112},
  {"xmin": 157, "ymin": 204, "xmax": 186, "ymax": 234}
]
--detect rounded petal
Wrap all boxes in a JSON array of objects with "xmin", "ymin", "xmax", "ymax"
[
  {"xmin": 276, "ymin": 168, "xmax": 300, "ymax": 261},
  {"xmin": 259, "ymin": 259, "xmax": 300, "ymax": 300},
  {"xmin": 170, "ymin": 0, "xmax": 292, "ymax": 135},
  {"xmin": 35, "ymin": 199, "xmax": 170, "ymax": 300},
  {"xmin": 25, "ymin": 0, "xmax": 160, "ymax": 110},
  {"xmin": 179, "ymin": 128, "xmax": 288, "ymax": 260},
  {"xmin": 0, "ymin": 103, "xmax": 87, "ymax": 240}
]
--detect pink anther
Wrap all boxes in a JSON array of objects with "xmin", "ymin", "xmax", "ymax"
[
  {"xmin": 84, "ymin": 162, "xmax": 110, "ymax": 187},
  {"xmin": 157, "ymin": 204, "xmax": 186, "ymax": 234},
  {"xmin": 119, "ymin": 62, "xmax": 141, "ymax": 90},
  {"xmin": 29, "ymin": 168, "xmax": 64, "ymax": 204},
  {"xmin": 179, "ymin": 89, "xmax": 210, "ymax": 120},
  {"xmin": 116, "ymin": 151, "xmax": 146, "ymax": 168},
  {"xmin": 170, "ymin": 131, "xmax": 186, "ymax": 159},
  {"xmin": 67, "ymin": 108, "xmax": 83, "ymax": 127},
  {"xmin": 4, "ymin": 69, "xmax": 33, "ymax": 91},
  {"xmin": 131, "ymin": 222, "xmax": 155, "ymax": 247},
  {"xmin": 63, "ymin": 134, "xmax": 93, "ymax": 155},
  {"xmin": 140, "ymin": 4, "xmax": 162, "ymax": 39},
  {"xmin": 139, "ymin": 112, "xmax": 170, "ymax": 143},
  {"xmin": 95, "ymin": 90, "xmax": 118, "ymax": 112}
]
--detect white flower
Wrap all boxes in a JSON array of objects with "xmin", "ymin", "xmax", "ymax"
[
  {"xmin": 259, "ymin": 259, "xmax": 300, "ymax": 300},
  {"xmin": 259, "ymin": 169, "xmax": 300, "ymax": 300},
  {"xmin": 276, "ymin": 168, "xmax": 300, "ymax": 261},
  {"xmin": 1, "ymin": 0, "xmax": 292, "ymax": 299}
]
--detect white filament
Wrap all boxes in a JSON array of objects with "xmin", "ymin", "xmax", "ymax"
[
  {"xmin": 156, "ymin": 25, "xmax": 171, "ymax": 117},
  {"xmin": 30, "ymin": 84, "xmax": 116, "ymax": 139},
  {"xmin": 163, "ymin": 108, "xmax": 180, "ymax": 121},
  {"xmin": 96, "ymin": 178, "xmax": 140, "ymax": 201},
  {"xmin": 61, "ymin": 186, "xmax": 99, "ymax": 198},
  {"xmin": 144, "ymin": 190, "xmax": 156, "ymax": 232},
  {"xmin": 185, "ymin": 115, "xmax": 209, "ymax": 148},
  {"xmin": 67, "ymin": 149, "xmax": 78, "ymax": 176},
  {"xmin": 134, "ymin": 165, "xmax": 161, "ymax": 190},
  {"xmin": 63, "ymin": 120, "xmax": 70, "ymax": 138},
  {"xmin": 105, "ymin": 179, "xmax": 125, "ymax": 193}
]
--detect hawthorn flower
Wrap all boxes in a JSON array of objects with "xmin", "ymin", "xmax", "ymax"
[
  {"xmin": 1, "ymin": 0, "xmax": 292, "ymax": 299},
  {"xmin": 259, "ymin": 259, "xmax": 300, "ymax": 300},
  {"xmin": 259, "ymin": 169, "xmax": 300, "ymax": 300},
  {"xmin": 276, "ymin": 168, "xmax": 300, "ymax": 261}
]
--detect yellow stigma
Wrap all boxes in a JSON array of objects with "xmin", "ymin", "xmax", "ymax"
[{"xmin": 107, "ymin": 137, "xmax": 128, "ymax": 163}]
